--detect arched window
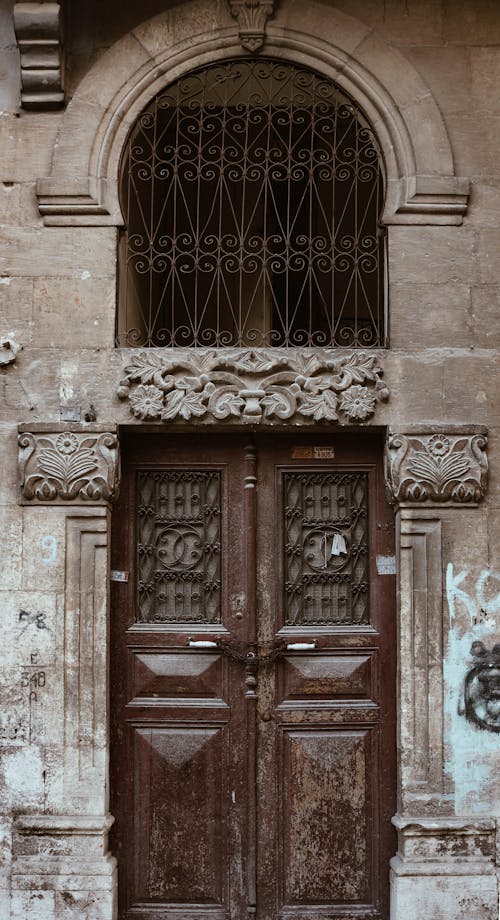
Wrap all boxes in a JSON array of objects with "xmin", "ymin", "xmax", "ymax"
[{"xmin": 118, "ymin": 59, "xmax": 386, "ymax": 348}]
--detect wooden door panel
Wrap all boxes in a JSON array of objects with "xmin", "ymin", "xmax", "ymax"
[
  {"xmin": 281, "ymin": 727, "xmax": 376, "ymax": 908},
  {"xmin": 132, "ymin": 651, "xmax": 224, "ymax": 699},
  {"xmin": 280, "ymin": 651, "xmax": 374, "ymax": 701},
  {"xmin": 132, "ymin": 723, "xmax": 228, "ymax": 907}
]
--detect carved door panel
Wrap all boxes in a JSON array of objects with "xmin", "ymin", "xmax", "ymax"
[{"xmin": 111, "ymin": 433, "xmax": 395, "ymax": 920}]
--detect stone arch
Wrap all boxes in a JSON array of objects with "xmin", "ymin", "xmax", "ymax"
[{"xmin": 37, "ymin": 0, "xmax": 469, "ymax": 227}]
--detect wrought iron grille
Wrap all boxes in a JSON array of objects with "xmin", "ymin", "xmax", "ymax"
[
  {"xmin": 283, "ymin": 471, "xmax": 369, "ymax": 626},
  {"xmin": 118, "ymin": 59, "xmax": 386, "ymax": 348},
  {"xmin": 136, "ymin": 470, "xmax": 222, "ymax": 623}
]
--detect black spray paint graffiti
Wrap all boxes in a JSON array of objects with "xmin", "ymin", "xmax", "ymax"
[
  {"xmin": 17, "ymin": 609, "xmax": 49, "ymax": 638},
  {"xmin": 463, "ymin": 641, "xmax": 500, "ymax": 733}
]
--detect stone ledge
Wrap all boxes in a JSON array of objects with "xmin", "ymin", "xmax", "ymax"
[
  {"xmin": 391, "ymin": 814, "xmax": 497, "ymax": 868},
  {"xmin": 15, "ymin": 814, "xmax": 114, "ymax": 836}
]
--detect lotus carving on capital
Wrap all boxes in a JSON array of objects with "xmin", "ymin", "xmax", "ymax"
[
  {"xmin": 385, "ymin": 431, "xmax": 488, "ymax": 505},
  {"xmin": 117, "ymin": 349, "xmax": 389, "ymax": 425}
]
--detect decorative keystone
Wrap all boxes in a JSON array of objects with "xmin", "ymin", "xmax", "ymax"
[
  {"xmin": 19, "ymin": 429, "xmax": 120, "ymax": 504},
  {"xmin": 385, "ymin": 430, "xmax": 488, "ymax": 505},
  {"xmin": 228, "ymin": 0, "xmax": 275, "ymax": 51},
  {"xmin": 117, "ymin": 349, "xmax": 389, "ymax": 425}
]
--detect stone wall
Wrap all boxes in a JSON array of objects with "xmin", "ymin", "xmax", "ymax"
[{"xmin": 0, "ymin": 2, "xmax": 499, "ymax": 918}]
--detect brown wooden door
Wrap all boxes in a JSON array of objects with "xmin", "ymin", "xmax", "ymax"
[{"xmin": 111, "ymin": 432, "xmax": 396, "ymax": 920}]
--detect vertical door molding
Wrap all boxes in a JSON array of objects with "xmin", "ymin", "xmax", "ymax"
[
  {"xmin": 397, "ymin": 510, "xmax": 445, "ymax": 802},
  {"xmin": 63, "ymin": 509, "xmax": 110, "ymax": 807}
]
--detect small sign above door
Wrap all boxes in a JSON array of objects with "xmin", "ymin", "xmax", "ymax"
[{"xmin": 292, "ymin": 447, "xmax": 335, "ymax": 460}]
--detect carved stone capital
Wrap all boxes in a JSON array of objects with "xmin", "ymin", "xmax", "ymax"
[
  {"xmin": 117, "ymin": 349, "xmax": 389, "ymax": 426},
  {"xmin": 19, "ymin": 428, "xmax": 120, "ymax": 504},
  {"xmin": 13, "ymin": 1, "xmax": 64, "ymax": 110},
  {"xmin": 228, "ymin": 0, "xmax": 275, "ymax": 51},
  {"xmin": 385, "ymin": 429, "xmax": 488, "ymax": 506}
]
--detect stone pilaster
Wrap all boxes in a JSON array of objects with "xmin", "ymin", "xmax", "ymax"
[
  {"xmin": 385, "ymin": 427, "xmax": 498, "ymax": 920},
  {"xmin": 12, "ymin": 426, "xmax": 119, "ymax": 919}
]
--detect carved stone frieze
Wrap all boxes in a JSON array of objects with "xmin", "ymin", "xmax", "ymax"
[
  {"xmin": 117, "ymin": 349, "xmax": 389, "ymax": 425},
  {"xmin": 228, "ymin": 0, "xmax": 275, "ymax": 51},
  {"xmin": 13, "ymin": 1, "xmax": 64, "ymax": 109},
  {"xmin": 19, "ymin": 429, "xmax": 119, "ymax": 504},
  {"xmin": 385, "ymin": 431, "xmax": 488, "ymax": 505}
]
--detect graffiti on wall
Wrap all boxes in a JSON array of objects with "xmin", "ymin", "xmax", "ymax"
[
  {"xmin": 446, "ymin": 564, "xmax": 500, "ymax": 734},
  {"xmin": 446, "ymin": 564, "xmax": 500, "ymax": 627}
]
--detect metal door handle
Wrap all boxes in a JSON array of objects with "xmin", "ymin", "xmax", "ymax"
[
  {"xmin": 187, "ymin": 639, "xmax": 218, "ymax": 649},
  {"xmin": 286, "ymin": 642, "xmax": 316, "ymax": 651}
]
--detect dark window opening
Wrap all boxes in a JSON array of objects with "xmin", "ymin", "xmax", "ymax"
[{"xmin": 118, "ymin": 59, "xmax": 386, "ymax": 348}]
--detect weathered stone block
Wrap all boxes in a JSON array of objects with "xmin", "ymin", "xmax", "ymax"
[
  {"xmin": 389, "ymin": 282, "xmax": 472, "ymax": 349},
  {"xmin": 0, "ymin": 181, "xmax": 40, "ymax": 227},
  {"xmin": 11, "ymin": 890, "xmax": 56, "ymax": 920},
  {"xmin": 0, "ymin": 227, "xmax": 117, "ymax": 279},
  {"xmin": 388, "ymin": 227, "xmax": 475, "ymax": 284},
  {"xmin": 407, "ymin": 46, "xmax": 470, "ymax": 116},
  {"xmin": 0, "ymin": 114, "xmax": 60, "ymax": 182},
  {"xmin": 0, "ymin": 506, "xmax": 23, "ymax": 590},
  {"xmin": 33, "ymin": 277, "xmax": 116, "ymax": 349},
  {"xmin": 391, "ymin": 865, "xmax": 498, "ymax": 920},
  {"xmin": 470, "ymin": 285, "xmax": 500, "ymax": 347},
  {"xmin": 475, "ymin": 229, "xmax": 500, "ymax": 283},
  {"xmin": 21, "ymin": 509, "xmax": 66, "ymax": 591},
  {"xmin": 447, "ymin": 114, "xmax": 500, "ymax": 178}
]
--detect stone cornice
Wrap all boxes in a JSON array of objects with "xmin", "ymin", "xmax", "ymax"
[
  {"xmin": 117, "ymin": 348, "xmax": 389, "ymax": 425},
  {"xmin": 13, "ymin": 1, "xmax": 64, "ymax": 110},
  {"xmin": 18, "ymin": 426, "xmax": 120, "ymax": 504},
  {"xmin": 385, "ymin": 428, "xmax": 488, "ymax": 506}
]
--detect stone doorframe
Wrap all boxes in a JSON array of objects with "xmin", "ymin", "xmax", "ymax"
[{"xmin": 12, "ymin": 420, "xmax": 497, "ymax": 919}]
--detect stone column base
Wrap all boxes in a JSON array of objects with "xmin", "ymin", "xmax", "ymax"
[
  {"xmin": 390, "ymin": 815, "xmax": 498, "ymax": 920},
  {"xmin": 11, "ymin": 815, "xmax": 117, "ymax": 920}
]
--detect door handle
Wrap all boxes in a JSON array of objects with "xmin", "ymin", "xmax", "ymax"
[
  {"xmin": 187, "ymin": 639, "xmax": 219, "ymax": 649},
  {"xmin": 286, "ymin": 642, "xmax": 316, "ymax": 651}
]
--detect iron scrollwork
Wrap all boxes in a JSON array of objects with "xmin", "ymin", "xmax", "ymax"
[
  {"xmin": 283, "ymin": 471, "xmax": 369, "ymax": 626},
  {"xmin": 136, "ymin": 470, "xmax": 222, "ymax": 623},
  {"xmin": 118, "ymin": 58, "xmax": 385, "ymax": 349},
  {"xmin": 463, "ymin": 641, "xmax": 500, "ymax": 733}
]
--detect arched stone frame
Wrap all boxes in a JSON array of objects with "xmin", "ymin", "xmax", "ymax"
[
  {"xmin": 12, "ymin": 3, "xmax": 499, "ymax": 919},
  {"xmin": 36, "ymin": 0, "xmax": 469, "ymax": 226}
]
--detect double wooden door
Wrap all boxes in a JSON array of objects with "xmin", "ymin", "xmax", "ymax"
[{"xmin": 111, "ymin": 433, "xmax": 396, "ymax": 920}]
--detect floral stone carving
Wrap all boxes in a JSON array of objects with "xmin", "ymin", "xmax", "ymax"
[
  {"xmin": 117, "ymin": 350, "xmax": 389, "ymax": 425},
  {"xmin": 19, "ymin": 430, "xmax": 120, "ymax": 503},
  {"xmin": 385, "ymin": 431, "xmax": 488, "ymax": 504},
  {"xmin": 228, "ymin": 0, "xmax": 275, "ymax": 52}
]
